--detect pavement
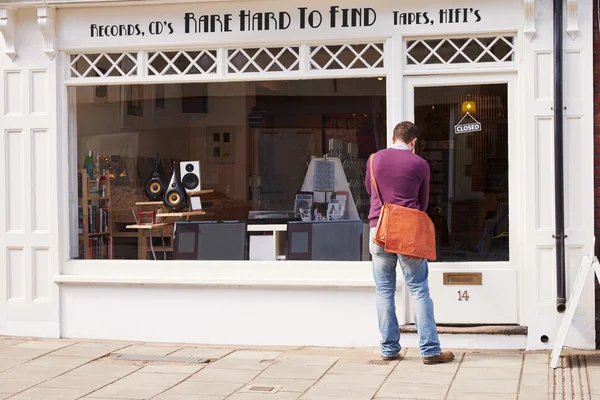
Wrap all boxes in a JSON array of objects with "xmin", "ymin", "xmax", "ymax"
[{"xmin": 0, "ymin": 337, "xmax": 598, "ymax": 399}]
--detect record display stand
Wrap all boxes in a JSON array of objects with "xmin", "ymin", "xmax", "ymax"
[{"xmin": 299, "ymin": 156, "xmax": 360, "ymax": 221}]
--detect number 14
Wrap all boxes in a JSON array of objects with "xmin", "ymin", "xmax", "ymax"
[{"xmin": 457, "ymin": 290, "xmax": 470, "ymax": 301}]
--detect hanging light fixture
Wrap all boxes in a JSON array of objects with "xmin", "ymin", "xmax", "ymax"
[{"xmin": 461, "ymin": 94, "xmax": 476, "ymax": 114}]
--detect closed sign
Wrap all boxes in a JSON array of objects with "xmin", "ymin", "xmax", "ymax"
[{"xmin": 455, "ymin": 122, "xmax": 482, "ymax": 134}]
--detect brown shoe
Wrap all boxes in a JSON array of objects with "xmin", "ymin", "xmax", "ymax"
[{"xmin": 423, "ymin": 351, "xmax": 455, "ymax": 365}]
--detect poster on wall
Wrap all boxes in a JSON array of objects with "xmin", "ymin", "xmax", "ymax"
[
  {"xmin": 207, "ymin": 127, "xmax": 235, "ymax": 164},
  {"xmin": 120, "ymin": 85, "xmax": 144, "ymax": 129}
]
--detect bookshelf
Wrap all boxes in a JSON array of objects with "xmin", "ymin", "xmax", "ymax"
[{"xmin": 78, "ymin": 168, "xmax": 113, "ymax": 259}]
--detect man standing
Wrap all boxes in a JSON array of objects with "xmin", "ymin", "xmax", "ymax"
[{"xmin": 365, "ymin": 121, "xmax": 454, "ymax": 364}]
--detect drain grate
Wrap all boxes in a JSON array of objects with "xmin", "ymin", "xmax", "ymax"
[
  {"xmin": 111, "ymin": 354, "xmax": 210, "ymax": 364},
  {"xmin": 249, "ymin": 386, "xmax": 277, "ymax": 392},
  {"xmin": 242, "ymin": 384, "xmax": 282, "ymax": 394},
  {"xmin": 367, "ymin": 360, "xmax": 392, "ymax": 365}
]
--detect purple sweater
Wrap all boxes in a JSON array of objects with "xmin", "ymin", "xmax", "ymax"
[{"xmin": 365, "ymin": 148, "xmax": 430, "ymax": 228}]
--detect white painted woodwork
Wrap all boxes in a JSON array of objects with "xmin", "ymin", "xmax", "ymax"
[{"xmin": 0, "ymin": 8, "xmax": 59, "ymax": 337}]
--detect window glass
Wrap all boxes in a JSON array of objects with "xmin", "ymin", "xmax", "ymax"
[
  {"xmin": 415, "ymin": 84, "xmax": 509, "ymax": 262},
  {"xmin": 71, "ymin": 79, "xmax": 386, "ymax": 261}
]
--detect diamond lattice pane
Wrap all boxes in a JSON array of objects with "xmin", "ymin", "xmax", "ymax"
[
  {"xmin": 69, "ymin": 53, "xmax": 137, "ymax": 78},
  {"xmin": 227, "ymin": 47, "xmax": 299, "ymax": 73},
  {"xmin": 406, "ymin": 36, "xmax": 516, "ymax": 66},
  {"xmin": 147, "ymin": 50, "xmax": 217, "ymax": 76},
  {"xmin": 310, "ymin": 43, "xmax": 384, "ymax": 71}
]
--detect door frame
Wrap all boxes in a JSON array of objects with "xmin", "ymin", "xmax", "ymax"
[{"xmin": 401, "ymin": 72, "xmax": 522, "ymax": 325}]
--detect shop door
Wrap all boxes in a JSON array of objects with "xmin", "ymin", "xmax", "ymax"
[{"xmin": 402, "ymin": 74, "xmax": 520, "ymax": 324}]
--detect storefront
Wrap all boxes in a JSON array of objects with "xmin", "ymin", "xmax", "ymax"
[{"xmin": 0, "ymin": 0, "xmax": 594, "ymax": 351}]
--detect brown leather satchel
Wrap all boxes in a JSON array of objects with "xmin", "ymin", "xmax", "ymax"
[{"xmin": 370, "ymin": 154, "xmax": 437, "ymax": 260}]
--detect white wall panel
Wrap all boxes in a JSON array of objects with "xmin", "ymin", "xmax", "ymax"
[
  {"xmin": 565, "ymin": 116, "xmax": 583, "ymax": 231},
  {"xmin": 5, "ymin": 130, "xmax": 24, "ymax": 233},
  {"xmin": 7, "ymin": 248, "xmax": 25, "ymax": 301},
  {"xmin": 534, "ymin": 52, "xmax": 552, "ymax": 101},
  {"xmin": 4, "ymin": 71, "xmax": 22, "ymax": 116},
  {"xmin": 30, "ymin": 70, "xmax": 47, "ymax": 115},
  {"xmin": 536, "ymin": 247, "xmax": 554, "ymax": 304},
  {"xmin": 535, "ymin": 118, "xmax": 554, "ymax": 230},
  {"xmin": 32, "ymin": 248, "xmax": 50, "ymax": 301},
  {"xmin": 31, "ymin": 129, "xmax": 50, "ymax": 232}
]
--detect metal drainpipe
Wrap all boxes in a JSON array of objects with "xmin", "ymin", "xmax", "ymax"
[{"xmin": 554, "ymin": 0, "xmax": 567, "ymax": 313}]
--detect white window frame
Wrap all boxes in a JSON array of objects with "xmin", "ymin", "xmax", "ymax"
[{"xmin": 57, "ymin": 32, "xmax": 521, "ymax": 289}]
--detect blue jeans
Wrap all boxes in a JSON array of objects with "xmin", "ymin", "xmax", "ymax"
[{"xmin": 370, "ymin": 228, "xmax": 441, "ymax": 357}]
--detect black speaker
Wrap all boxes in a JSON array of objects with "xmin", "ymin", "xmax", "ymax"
[
  {"xmin": 163, "ymin": 162, "xmax": 188, "ymax": 212},
  {"xmin": 144, "ymin": 154, "xmax": 165, "ymax": 201}
]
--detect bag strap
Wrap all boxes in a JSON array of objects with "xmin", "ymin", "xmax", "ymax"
[{"xmin": 369, "ymin": 154, "xmax": 384, "ymax": 205}]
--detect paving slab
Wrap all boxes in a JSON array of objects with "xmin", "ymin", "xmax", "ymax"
[
  {"xmin": 243, "ymin": 378, "xmax": 317, "ymax": 393},
  {"xmin": 85, "ymin": 382, "xmax": 170, "ymax": 399},
  {"xmin": 455, "ymin": 366, "xmax": 521, "ymax": 380},
  {"xmin": 316, "ymin": 373, "xmax": 387, "ymax": 389},
  {"xmin": 188, "ymin": 367, "xmax": 261, "ymax": 383},
  {"xmin": 39, "ymin": 374, "xmax": 118, "ymax": 390},
  {"xmin": 327, "ymin": 361, "xmax": 396, "ymax": 376},
  {"xmin": 0, "ymin": 365, "xmax": 71, "ymax": 381},
  {"xmin": 114, "ymin": 345, "xmax": 184, "ymax": 356},
  {"xmin": 67, "ymin": 362, "xmax": 141, "ymax": 377},
  {"xmin": 386, "ymin": 369, "xmax": 455, "ymax": 384},
  {"xmin": 0, "ymin": 357, "xmax": 23, "ymax": 372},
  {"xmin": 152, "ymin": 394, "xmax": 225, "ymax": 400},
  {"xmin": 278, "ymin": 355, "xmax": 339, "ymax": 367},
  {"xmin": 204, "ymin": 358, "xmax": 271, "ymax": 371},
  {"xmin": 375, "ymin": 382, "xmax": 448, "ymax": 400},
  {"xmin": 165, "ymin": 381, "xmax": 245, "ymax": 396},
  {"xmin": 11, "ymin": 340, "xmax": 74, "ymax": 351},
  {"xmin": 49, "ymin": 344, "xmax": 125, "ymax": 358},
  {"xmin": 0, "ymin": 347, "xmax": 55, "ymax": 360},
  {"xmin": 259, "ymin": 363, "xmax": 332, "ymax": 380},
  {"xmin": 139, "ymin": 364, "xmax": 204, "ymax": 374},
  {"xmin": 301, "ymin": 385, "xmax": 377, "ymax": 400},
  {"xmin": 167, "ymin": 347, "xmax": 234, "ymax": 359},
  {"xmin": 446, "ymin": 393, "xmax": 517, "ymax": 400},
  {"xmin": 449, "ymin": 378, "xmax": 520, "ymax": 394},
  {"xmin": 116, "ymin": 371, "xmax": 190, "ymax": 387},
  {"xmin": 0, "ymin": 378, "xmax": 41, "ymax": 394},
  {"xmin": 6, "ymin": 387, "xmax": 89, "ymax": 400},
  {"xmin": 0, "ymin": 394, "xmax": 11, "ymax": 400},
  {"xmin": 24, "ymin": 355, "xmax": 95, "ymax": 369},
  {"xmin": 225, "ymin": 350, "xmax": 282, "ymax": 360},
  {"xmin": 229, "ymin": 392, "xmax": 301, "ymax": 400}
]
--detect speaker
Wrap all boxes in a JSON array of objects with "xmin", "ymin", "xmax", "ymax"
[
  {"xmin": 180, "ymin": 161, "xmax": 201, "ymax": 192},
  {"xmin": 180, "ymin": 161, "xmax": 202, "ymax": 211},
  {"xmin": 144, "ymin": 154, "xmax": 165, "ymax": 201},
  {"xmin": 163, "ymin": 162, "xmax": 188, "ymax": 212}
]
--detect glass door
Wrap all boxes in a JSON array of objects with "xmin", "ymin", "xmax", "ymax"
[{"xmin": 403, "ymin": 74, "xmax": 519, "ymax": 324}]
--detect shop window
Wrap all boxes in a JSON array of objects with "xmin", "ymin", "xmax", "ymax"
[
  {"xmin": 70, "ymin": 53, "xmax": 138, "ymax": 78},
  {"xmin": 309, "ymin": 43, "xmax": 384, "ymax": 70},
  {"xmin": 227, "ymin": 47, "xmax": 300, "ymax": 73},
  {"xmin": 147, "ymin": 50, "xmax": 218, "ymax": 76},
  {"xmin": 406, "ymin": 36, "xmax": 515, "ymax": 66},
  {"xmin": 414, "ymin": 84, "xmax": 509, "ymax": 262},
  {"xmin": 69, "ymin": 78, "xmax": 386, "ymax": 262}
]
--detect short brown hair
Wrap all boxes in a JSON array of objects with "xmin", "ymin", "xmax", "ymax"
[{"xmin": 393, "ymin": 121, "xmax": 420, "ymax": 143}]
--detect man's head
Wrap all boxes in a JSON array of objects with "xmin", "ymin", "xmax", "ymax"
[{"xmin": 392, "ymin": 121, "xmax": 420, "ymax": 151}]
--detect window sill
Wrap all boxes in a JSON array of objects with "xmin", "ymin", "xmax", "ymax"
[{"xmin": 54, "ymin": 274, "xmax": 375, "ymax": 289}]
